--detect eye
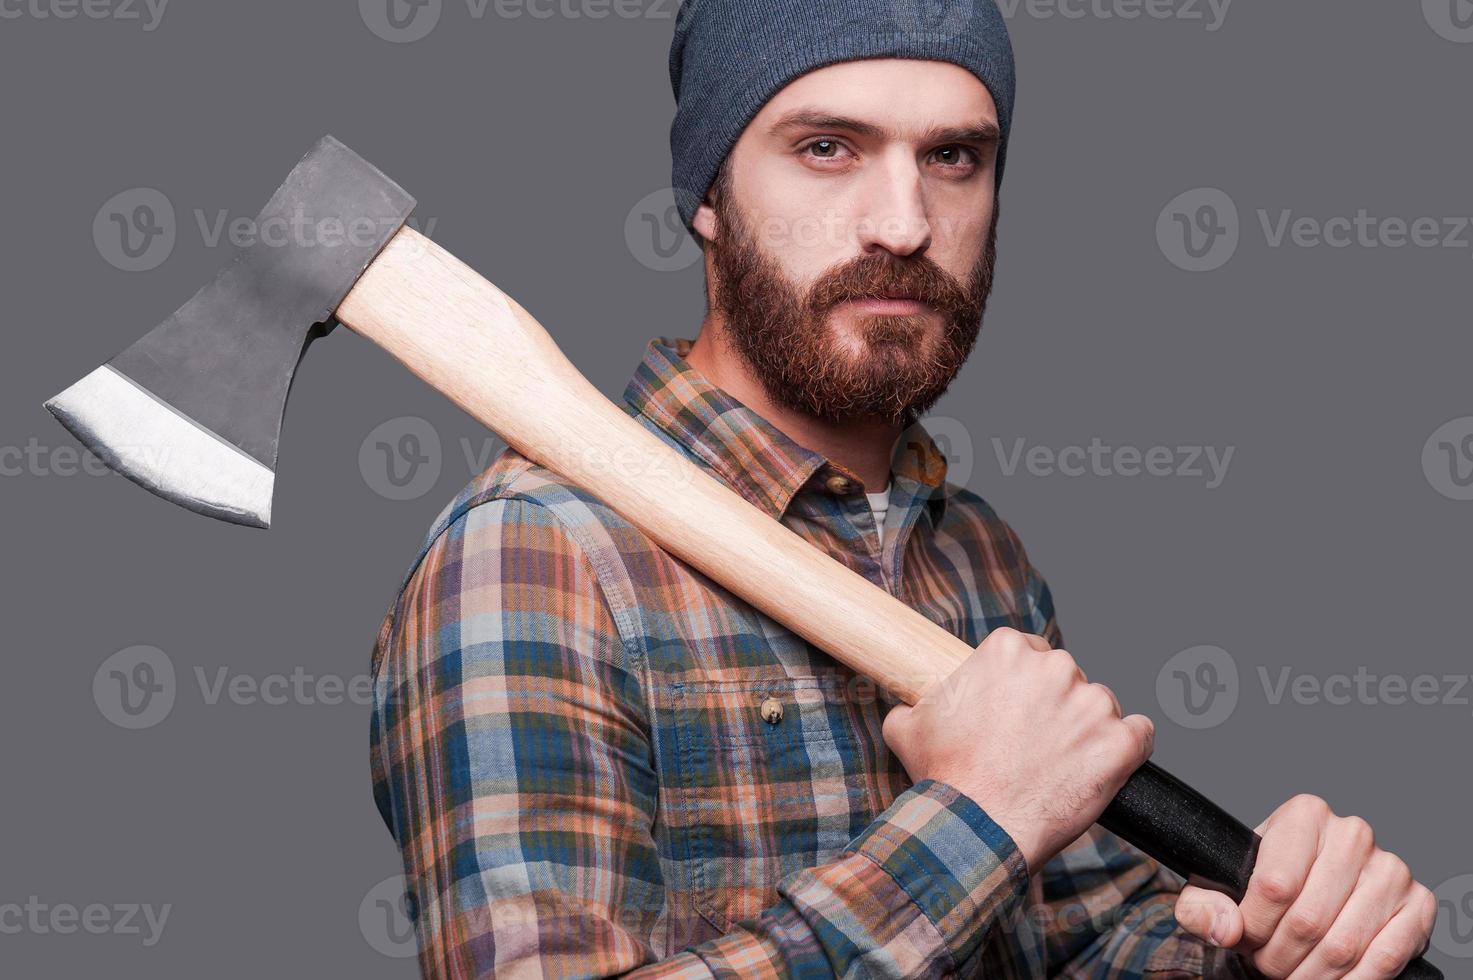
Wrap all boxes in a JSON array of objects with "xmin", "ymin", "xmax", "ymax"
[
  {"xmin": 931, "ymin": 145, "xmax": 980, "ymax": 172},
  {"xmin": 801, "ymin": 138, "xmax": 852, "ymax": 162}
]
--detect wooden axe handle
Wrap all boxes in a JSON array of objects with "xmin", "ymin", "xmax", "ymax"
[
  {"xmin": 337, "ymin": 228, "xmax": 961, "ymax": 701},
  {"xmin": 335, "ymin": 228, "xmax": 1441, "ymax": 980}
]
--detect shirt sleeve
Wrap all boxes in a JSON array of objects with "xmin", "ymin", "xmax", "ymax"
[
  {"xmin": 370, "ymin": 494, "xmax": 1033, "ymax": 979},
  {"xmin": 1014, "ymin": 536, "xmax": 1254, "ymax": 979}
]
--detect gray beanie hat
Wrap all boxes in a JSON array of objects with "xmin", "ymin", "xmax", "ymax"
[{"xmin": 668, "ymin": 0, "xmax": 1016, "ymax": 238}]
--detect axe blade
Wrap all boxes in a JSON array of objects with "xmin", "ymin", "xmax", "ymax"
[{"xmin": 44, "ymin": 135, "xmax": 416, "ymax": 528}]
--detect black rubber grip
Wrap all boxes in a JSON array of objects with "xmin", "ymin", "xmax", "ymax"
[{"xmin": 1097, "ymin": 761, "xmax": 1442, "ymax": 979}]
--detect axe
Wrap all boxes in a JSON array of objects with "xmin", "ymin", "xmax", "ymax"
[{"xmin": 45, "ymin": 137, "xmax": 1440, "ymax": 979}]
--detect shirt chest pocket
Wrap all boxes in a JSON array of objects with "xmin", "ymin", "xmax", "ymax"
[{"xmin": 665, "ymin": 673, "xmax": 875, "ymax": 934}]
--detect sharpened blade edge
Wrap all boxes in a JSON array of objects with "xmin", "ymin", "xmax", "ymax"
[{"xmin": 43, "ymin": 365, "xmax": 274, "ymax": 528}]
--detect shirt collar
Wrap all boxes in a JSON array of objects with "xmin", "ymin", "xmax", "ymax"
[{"xmin": 621, "ymin": 336, "xmax": 951, "ymax": 526}]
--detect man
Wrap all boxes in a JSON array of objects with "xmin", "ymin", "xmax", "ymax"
[{"xmin": 369, "ymin": 1, "xmax": 1437, "ymax": 976}]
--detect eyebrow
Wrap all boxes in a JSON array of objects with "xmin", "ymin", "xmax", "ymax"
[{"xmin": 767, "ymin": 108, "xmax": 1001, "ymax": 146}]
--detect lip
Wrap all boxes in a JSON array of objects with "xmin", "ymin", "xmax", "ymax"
[{"xmin": 845, "ymin": 297, "xmax": 929, "ymax": 314}]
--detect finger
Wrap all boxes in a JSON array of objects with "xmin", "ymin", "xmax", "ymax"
[
  {"xmin": 1084, "ymin": 680, "xmax": 1121, "ymax": 716},
  {"xmin": 1119, "ymin": 713, "xmax": 1156, "ymax": 763},
  {"xmin": 1253, "ymin": 818, "xmax": 1371, "ymax": 977},
  {"xmin": 1238, "ymin": 804, "xmax": 1326, "ymax": 950},
  {"xmin": 1279, "ymin": 854, "xmax": 1408, "ymax": 980},
  {"xmin": 1343, "ymin": 884, "xmax": 1431, "ymax": 978},
  {"xmin": 1174, "ymin": 885, "xmax": 1243, "ymax": 949},
  {"xmin": 1017, "ymin": 631, "xmax": 1053, "ymax": 652},
  {"xmin": 1339, "ymin": 898, "xmax": 1435, "ymax": 980}
]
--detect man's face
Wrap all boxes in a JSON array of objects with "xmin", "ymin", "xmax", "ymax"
[{"xmin": 695, "ymin": 58, "xmax": 1002, "ymax": 426}]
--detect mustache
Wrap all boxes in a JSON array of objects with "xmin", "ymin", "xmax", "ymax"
[{"xmin": 805, "ymin": 251, "xmax": 974, "ymax": 314}]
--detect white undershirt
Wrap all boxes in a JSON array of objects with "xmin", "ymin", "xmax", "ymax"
[{"xmin": 866, "ymin": 482, "xmax": 893, "ymax": 546}]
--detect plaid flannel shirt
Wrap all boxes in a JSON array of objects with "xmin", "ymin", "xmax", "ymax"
[{"xmin": 369, "ymin": 336, "xmax": 1241, "ymax": 978}]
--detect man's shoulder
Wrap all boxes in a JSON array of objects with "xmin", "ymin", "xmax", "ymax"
[
  {"xmin": 933, "ymin": 484, "xmax": 1061, "ymax": 642},
  {"xmin": 449, "ymin": 445, "xmax": 636, "ymax": 529},
  {"xmin": 935, "ymin": 482, "xmax": 1024, "ymax": 544},
  {"xmin": 393, "ymin": 444, "xmax": 641, "ymax": 595},
  {"xmin": 371, "ymin": 446, "xmax": 648, "ymax": 694}
]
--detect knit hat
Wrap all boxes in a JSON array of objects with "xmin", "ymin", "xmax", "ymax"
[{"xmin": 668, "ymin": 0, "xmax": 1017, "ymax": 239}]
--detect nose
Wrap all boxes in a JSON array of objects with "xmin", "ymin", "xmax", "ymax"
[{"xmin": 856, "ymin": 151, "xmax": 933, "ymax": 258}]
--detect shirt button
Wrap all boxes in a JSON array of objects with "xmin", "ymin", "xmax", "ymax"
[
  {"xmin": 759, "ymin": 696, "xmax": 784, "ymax": 725},
  {"xmin": 824, "ymin": 473, "xmax": 853, "ymax": 495}
]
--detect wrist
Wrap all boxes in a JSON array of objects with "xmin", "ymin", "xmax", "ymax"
[{"xmin": 933, "ymin": 779, "xmax": 1045, "ymax": 873}]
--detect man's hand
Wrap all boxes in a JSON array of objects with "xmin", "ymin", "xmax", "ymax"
[
  {"xmin": 881, "ymin": 626, "xmax": 1155, "ymax": 874},
  {"xmin": 1173, "ymin": 794, "xmax": 1437, "ymax": 978}
]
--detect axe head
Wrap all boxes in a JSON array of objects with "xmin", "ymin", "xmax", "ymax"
[{"xmin": 44, "ymin": 135, "xmax": 415, "ymax": 528}]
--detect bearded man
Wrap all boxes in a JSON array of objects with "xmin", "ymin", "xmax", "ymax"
[{"xmin": 368, "ymin": 2, "xmax": 1437, "ymax": 976}]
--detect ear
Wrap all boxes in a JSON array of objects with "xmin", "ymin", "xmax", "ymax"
[{"xmin": 692, "ymin": 199, "xmax": 719, "ymax": 244}]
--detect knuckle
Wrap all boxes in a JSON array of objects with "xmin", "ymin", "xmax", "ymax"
[
  {"xmin": 1088, "ymin": 682, "xmax": 1119, "ymax": 712},
  {"xmin": 1339, "ymin": 815, "xmax": 1376, "ymax": 853},
  {"xmin": 1285, "ymin": 907, "xmax": 1328, "ymax": 945},
  {"xmin": 1373, "ymin": 850, "xmax": 1412, "ymax": 888},
  {"xmin": 1367, "ymin": 943, "xmax": 1406, "ymax": 976},
  {"xmin": 1249, "ymin": 947, "xmax": 1289, "ymax": 978},
  {"xmin": 1045, "ymin": 647, "xmax": 1079, "ymax": 674},
  {"xmin": 1415, "ymin": 886, "xmax": 1438, "ymax": 927},
  {"xmin": 989, "ymin": 626, "xmax": 1022, "ymax": 650},
  {"xmin": 1287, "ymin": 793, "xmax": 1330, "ymax": 820},
  {"xmin": 1117, "ymin": 722, "xmax": 1152, "ymax": 765},
  {"xmin": 1319, "ymin": 933, "xmax": 1361, "ymax": 970},
  {"xmin": 1136, "ymin": 721, "xmax": 1156, "ymax": 758},
  {"xmin": 1254, "ymin": 871, "xmax": 1299, "ymax": 907}
]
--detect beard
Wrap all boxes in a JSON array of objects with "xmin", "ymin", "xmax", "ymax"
[{"xmin": 708, "ymin": 188, "xmax": 999, "ymax": 426}]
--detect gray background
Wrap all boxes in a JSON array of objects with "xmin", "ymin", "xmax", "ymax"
[{"xmin": 2, "ymin": 0, "xmax": 1469, "ymax": 975}]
